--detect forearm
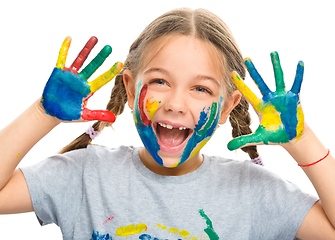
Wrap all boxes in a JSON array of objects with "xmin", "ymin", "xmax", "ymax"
[
  {"xmin": 0, "ymin": 98, "xmax": 60, "ymax": 190},
  {"xmin": 284, "ymin": 124, "xmax": 335, "ymax": 227}
]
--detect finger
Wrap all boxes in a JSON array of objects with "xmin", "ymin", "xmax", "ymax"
[
  {"xmin": 82, "ymin": 108, "xmax": 116, "ymax": 123},
  {"xmin": 244, "ymin": 58, "xmax": 272, "ymax": 97},
  {"xmin": 227, "ymin": 132, "xmax": 263, "ymax": 151},
  {"xmin": 290, "ymin": 61, "xmax": 304, "ymax": 94},
  {"xmin": 78, "ymin": 45, "xmax": 112, "ymax": 80},
  {"xmin": 69, "ymin": 36, "xmax": 98, "ymax": 73},
  {"xmin": 230, "ymin": 71, "xmax": 262, "ymax": 108},
  {"xmin": 89, "ymin": 61, "xmax": 123, "ymax": 93},
  {"xmin": 56, "ymin": 36, "xmax": 72, "ymax": 69},
  {"xmin": 270, "ymin": 51, "xmax": 285, "ymax": 92}
]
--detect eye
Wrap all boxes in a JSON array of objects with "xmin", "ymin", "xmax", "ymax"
[
  {"xmin": 193, "ymin": 86, "xmax": 212, "ymax": 95},
  {"xmin": 149, "ymin": 79, "xmax": 168, "ymax": 86}
]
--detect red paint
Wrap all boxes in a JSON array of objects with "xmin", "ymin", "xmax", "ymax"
[
  {"xmin": 69, "ymin": 36, "xmax": 98, "ymax": 73},
  {"xmin": 103, "ymin": 216, "xmax": 115, "ymax": 225},
  {"xmin": 82, "ymin": 108, "xmax": 116, "ymax": 123},
  {"xmin": 138, "ymin": 85, "xmax": 151, "ymax": 126}
]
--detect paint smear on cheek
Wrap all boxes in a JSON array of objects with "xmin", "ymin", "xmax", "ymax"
[
  {"xmin": 133, "ymin": 81, "xmax": 163, "ymax": 165},
  {"xmin": 145, "ymin": 97, "xmax": 161, "ymax": 120},
  {"xmin": 175, "ymin": 97, "xmax": 223, "ymax": 167}
]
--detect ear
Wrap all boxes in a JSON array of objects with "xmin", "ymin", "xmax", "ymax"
[
  {"xmin": 123, "ymin": 69, "xmax": 136, "ymax": 110},
  {"xmin": 219, "ymin": 90, "xmax": 242, "ymax": 124}
]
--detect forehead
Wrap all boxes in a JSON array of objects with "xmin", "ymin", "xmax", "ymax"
[{"xmin": 140, "ymin": 35, "xmax": 224, "ymax": 84}]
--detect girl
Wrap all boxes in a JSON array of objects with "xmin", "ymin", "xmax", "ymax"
[{"xmin": 0, "ymin": 7, "xmax": 334, "ymax": 239}]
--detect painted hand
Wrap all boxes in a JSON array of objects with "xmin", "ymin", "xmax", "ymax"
[
  {"xmin": 42, "ymin": 36, "xmax": 123, "ymax": 122},
  {"xmin": 228, "ymin": 51, "xmax": 304, "ymax": 151}
]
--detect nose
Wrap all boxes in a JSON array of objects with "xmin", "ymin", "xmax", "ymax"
[{"xmin": 164, "ymin": 91, "xmax": 188, "ymax": 114}]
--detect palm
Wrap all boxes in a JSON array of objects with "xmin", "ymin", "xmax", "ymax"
[
  {"xmin": 42, "ymin": 36, "xmax": 123, "ymax": 122},
  {"xmin": 228, "ymin": 52, "xmax": 304, "ymax": 151}
]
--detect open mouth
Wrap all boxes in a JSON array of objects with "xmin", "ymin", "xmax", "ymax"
[{"xmin": 153, "ymin": 122, "xmax": 193, "ymax": 153}]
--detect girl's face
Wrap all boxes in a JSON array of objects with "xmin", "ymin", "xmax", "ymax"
[{"xmin": 125, "ymin": 35, "xmax": 240, "ymax": 172}]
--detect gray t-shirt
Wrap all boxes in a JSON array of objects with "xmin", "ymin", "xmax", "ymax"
[{"xmin": 21, "ymin": 145, "xmax": 317, "ymax": 240}]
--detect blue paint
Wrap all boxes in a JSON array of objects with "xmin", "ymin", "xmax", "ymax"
[
  {"xmin": 135, "ymin": 124, "xmax": 162, "ymax": 165},
  {"xmin": 179, "ymin": 97, "xmax": 222, "ymax": 165},
  {"xmin": 270, "ymin": 91, "xmax": 299, "ymax": 140},
  {"xmin": 91, "ymin": 230, "xmax": 112, "ymax": 240},
  {"xmin": 42, "ymin": 68, "xmax": 91, "ymax": 121},
  {"xmin": 139, "ymin": 234, "xmax": 164, "ymax": 240},
  {"xmin": 133, "ymin": 79, "xmax": 223, "ymax": 167},
  {"xmin": 244, "ymin": 58, "xmax": 272, "ymax": 99},
  {"xmin": 133, "ymin": 80, "xmax": 162, "ymax": 165},
  {"xmin": 291, "ymin": 61, "xmax": 304, "ymax": 94}
]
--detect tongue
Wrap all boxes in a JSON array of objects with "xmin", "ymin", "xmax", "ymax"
[{"xmin": 158, "ymin": 125, "xmax": 187, "ymax": 147}]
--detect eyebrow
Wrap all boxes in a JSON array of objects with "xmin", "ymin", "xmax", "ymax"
[
  {"xmin": 143, "ymin": 67, "xmax": 170, "ymax": 77},
  {"xmin": 195, "ymin": 74, "xmax": 221, "ymax": 87},
  {"xmin": 144, "ymin": 67, "xmax": 221, "ymax": 86}
]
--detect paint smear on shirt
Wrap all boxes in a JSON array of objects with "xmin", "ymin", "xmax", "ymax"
[
  {"xmin": 103, "ymin": 215, "xmax": 115, "ymax": 225},
  {"xmin": 116, "ymin": 223, "xmax": 148, "ymax": 237},
  {"xmin": 154, "ymin": 223, "xmax": 196, "ymax": 239},
  {"xmin": 199, "ymin": 209, "xmax": 219, "ymax": 240}
]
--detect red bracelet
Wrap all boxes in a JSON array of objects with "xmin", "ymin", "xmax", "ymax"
[{"xmin": 298, "ymin": 149, "xmax": 330, "ymax": 167}]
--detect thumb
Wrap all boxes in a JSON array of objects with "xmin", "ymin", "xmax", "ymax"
[
  {"xmin": 227, "ymin": 132, "xmax": 263, "ymax": 151},
  {"xmin": 82, "ymin": 108, "xmax": 116, "ymax": 123}
]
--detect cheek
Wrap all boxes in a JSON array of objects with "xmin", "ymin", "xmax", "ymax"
[
  {"xmin": 194, "ymin": 97, "xmax": 223, "ymax": 131},
  {"xmin": 133, "ymin": 82, "xmax": 161, "ymax": 125},
  {"xmin": 143, "ymin": 94, "xmax": 161, "ymax": 121}
]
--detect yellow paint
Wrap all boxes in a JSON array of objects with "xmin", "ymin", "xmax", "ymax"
[
  {"xmin": 154, "ymin": 223, "xmax": 197, "ymax": 240},
  {"xmin": 145, "ymin": 97, "xmax": 161, "ymax": 120},
  {"xmin": 295, "ymin": 106, "xmax": 304, "ymax": 143},
  {"xmin": 56, "ymin": 36, "xmax": 72, "ymax": 70},
  {"xmin": 116, "ymin": 223, "xmax": 147, "ymax": 237},
  {"xmin": 89, "ymin": 62, "xmax": 123, "ymax": 93},
  {"xmin": 168, "ymin": 159, "xmax": 181, "ymax": 168},
  {"xmin": 256, "ymin": 103, "xmax": 282, "ymax": 131},
  {"xmin": 230, "ymin": 71, "xmax": 261, "ymax": 108},
  {"xmin": 17, "ymin": 153, "xmax": 20, "ymax": 158},
  {"xmin": 189, "ymin": 137, "xmax": 210, "ymax": 159}
]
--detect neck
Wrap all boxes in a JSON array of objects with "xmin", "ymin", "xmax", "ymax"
[{"xmin": 138, "ymin": 147, "xmax": 203, "ymax": 176}]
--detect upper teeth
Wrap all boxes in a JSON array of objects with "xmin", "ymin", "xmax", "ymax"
[{"xmin": 158, "ymin": 122, "xmax": 187, "ymax": 130}]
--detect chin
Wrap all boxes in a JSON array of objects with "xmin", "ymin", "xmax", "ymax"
[{"xmin": 157, "ymin": 151, "xmax": 184, "ymax": 168}]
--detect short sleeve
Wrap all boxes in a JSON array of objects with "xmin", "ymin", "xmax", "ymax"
[
  {"xmin": 20, "ymin": 148, "xmax": 87, "ymax": 235},
  {"xmin": 248, "ymin": 162, "xmax": 318, "ymax": 239}
]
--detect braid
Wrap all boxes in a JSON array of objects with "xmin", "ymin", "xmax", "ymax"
[
  {"xmin": 99, "ymin": 71, "xmax": 128, "ymax": 130},
  {"xmin": 229, "ymin": 96, "xmax": 259, "ymax": 159},
  {"xmin": 59, "ymin": 71, "xmax": 128, "ymax": 154}
]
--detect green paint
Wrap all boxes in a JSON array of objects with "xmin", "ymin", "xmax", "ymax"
[
  {"xmin": 227, "ymin": 125, "xmax": 290, "ymax": 151},
  {"xmin": 198, "ymin": 102, "xmax": 217, "ymax": 136},
  {"xmin": 271, "ymin": 51, "xmax": 285, "ymax": 92},
  {"xmin": 227, "ymin": 51, "xmax": 305, "ymax": 151},
  {"xmin": 78, "ymin": 45, "xmax": 112, "ymax": 80},
  {"xmin": 199, "ymin": 209, "xmax": 219, "ymax": 240}
]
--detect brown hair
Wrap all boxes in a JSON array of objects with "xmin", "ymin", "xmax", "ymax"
[{"xmin": 60, "ymin": 8, "xmax": 258, "ymax": 159}]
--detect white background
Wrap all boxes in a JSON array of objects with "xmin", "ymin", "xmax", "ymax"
[{"xmin": 0, "ymin": 0, "xmax": 334, "ymax": 238}]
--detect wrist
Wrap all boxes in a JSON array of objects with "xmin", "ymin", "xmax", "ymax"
[
  {"xmin": 33, "ymin": 97, "xmax": 61, "ymax": 126},
  {"xmin": 283, "ymin": 123, "xmax": 328, "ymax": 166}
]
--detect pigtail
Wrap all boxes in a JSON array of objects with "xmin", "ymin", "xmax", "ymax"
[
  {"xmin": 229, "ymin": 96, "xmax": 259, "ymax": 159},
  {"xmin": 59, "ymin": 71, "xmax": 128, "ymax": 154}
]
